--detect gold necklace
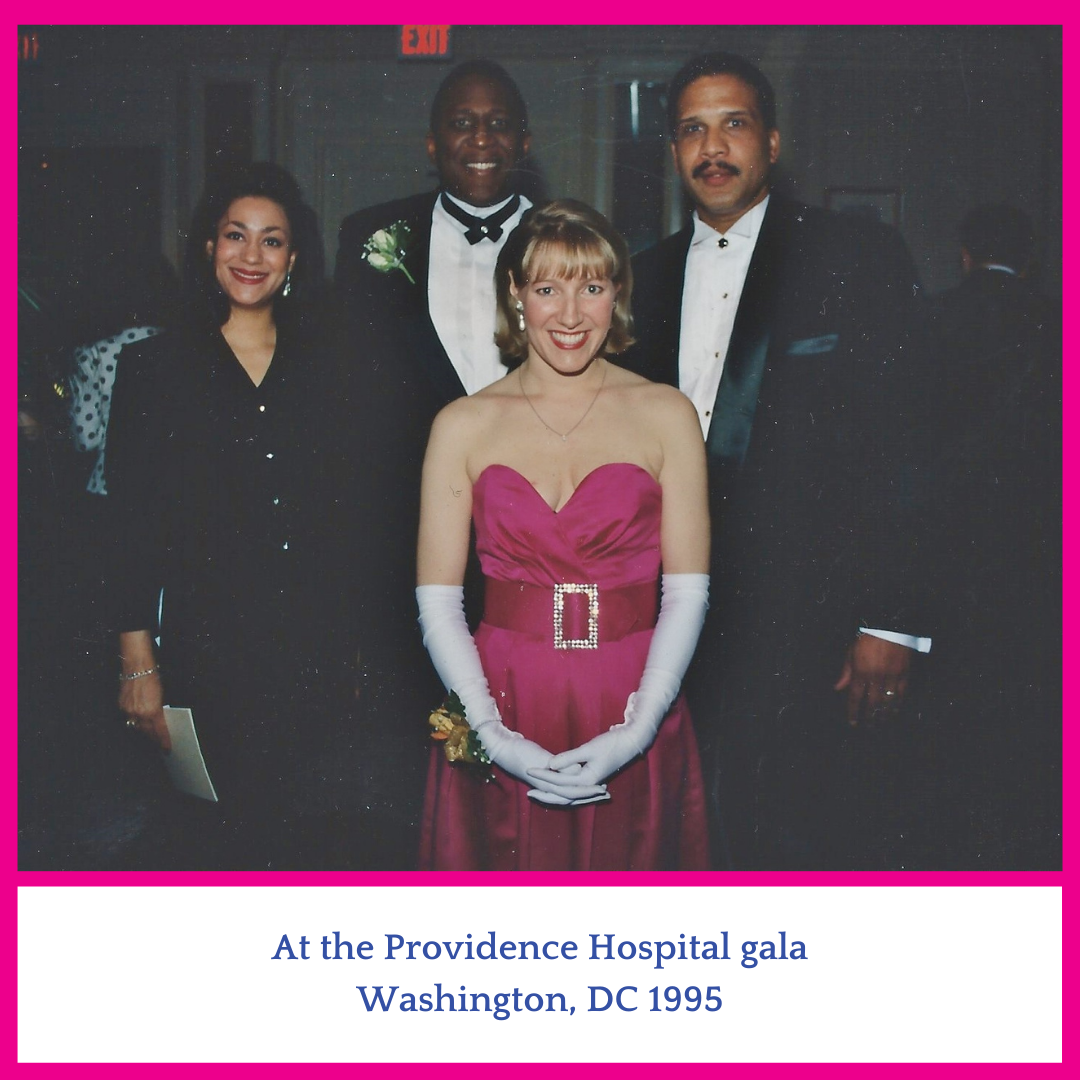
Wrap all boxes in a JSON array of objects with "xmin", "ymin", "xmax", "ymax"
[{"xmin": 518, "ymin": 362, "xmax": 607, "ymax": 442}]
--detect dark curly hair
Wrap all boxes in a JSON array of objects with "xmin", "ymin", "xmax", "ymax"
[{"xmin": 183, "ymin": 162, "xmax": 324, "ymax": 327}]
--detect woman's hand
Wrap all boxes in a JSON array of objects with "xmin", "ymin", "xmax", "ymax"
[
  {"xmin": 525, "ymin": 761, "xmax": 612, "ymax": 806},
  {"xmin": 535, "ymin": 726, "xmax": 643, "ymax": 790},
  {"xmin": 119, "ymin": 671, "xmax": 171, "ymax": 751},
  {"xmin": 118, "ymin": 630, "xmax": 171, "ymax": 751},
  {"xmin": 415, "ymin": 581, "xmax": 608, "ymax": 806},
  {"xmin": 478, "ymin": 722, "xmax": 607, "ymax": 803}
]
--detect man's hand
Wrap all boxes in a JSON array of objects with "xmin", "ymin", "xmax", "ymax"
[{"xmin": 833, "ymin": 634, "xmax": 913, "ymax": 727}]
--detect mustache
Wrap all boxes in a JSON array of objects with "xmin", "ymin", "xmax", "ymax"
[{"xmin": 692, "ymin": 160, "xmax": 741, "ymax": 179}]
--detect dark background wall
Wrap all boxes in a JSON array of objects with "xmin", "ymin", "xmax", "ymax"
[{"xmin": 19, "ymin": 24, "xmax": 1061, "ymax": 307}]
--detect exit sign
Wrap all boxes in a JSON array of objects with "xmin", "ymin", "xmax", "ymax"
[
  {"xmin": 399, "ymin": 25, "xmax": 452, "ymax": 60},
  {"xmin": 19, "ymin": 30, "xmax": 40, "ymax": 62}
]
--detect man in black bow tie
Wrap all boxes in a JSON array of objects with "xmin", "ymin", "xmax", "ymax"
[
  {"xmin": 334, "ymin": 61, "xmax": 532, "ymax": 865},
  {"xmin": 336, "ymin": 58, "xmax": 531, "ymax": 402},
  {"xmin": 627, "ymin": 53, "xmax": 933, "ymax": 869}
]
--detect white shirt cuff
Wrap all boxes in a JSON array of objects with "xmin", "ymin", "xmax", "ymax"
[{"xmin": 859, "ymin": 628, "xmax": 932, "ymax": 654}]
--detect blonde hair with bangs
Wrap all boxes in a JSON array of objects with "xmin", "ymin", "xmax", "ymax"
[{"xmin": 494, "ymin": 199, "xmax": 635, "ymax": 361}]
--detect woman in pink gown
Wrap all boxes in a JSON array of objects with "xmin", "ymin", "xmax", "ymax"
[{"xmin": 417, "ymin": 200, "xmax": 710, "ymax": 870}]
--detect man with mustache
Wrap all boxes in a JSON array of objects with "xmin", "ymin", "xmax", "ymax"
[
  {"xmin": 628, "ymin": 53, "xmax": 931, "ymax": 869},
  {"xmin": 333, "ymin": 60, "xmax": 532, "ymax": 865}
]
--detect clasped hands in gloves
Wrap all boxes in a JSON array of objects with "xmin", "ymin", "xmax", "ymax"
[
  {"xmin": 528, "ymin": 572, "xmax": 709, "ymax": 803},
  {"xmin": 523, "ymin": 691, "xmax": 657, "ymax": 806},
  {"xmin": 415, "ymin": 584, "xmax": 608, "ymax": 805},
  {"xmin": 417, "ymin": 573, "xmax": 708, "ymax": 808},
  {"xmin": 472, "ymin": 715, "xmax": 612, "ymax": 807},
  {"xmin": 477, "ymin": 693, "xmax": 655, "ymax": 807}
]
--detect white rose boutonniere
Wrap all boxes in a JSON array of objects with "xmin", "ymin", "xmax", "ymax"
[{"xmin": 363, "ymin": 220, "xmax": 416, "ymax": 284}]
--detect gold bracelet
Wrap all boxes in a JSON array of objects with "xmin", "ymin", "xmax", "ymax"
[{"xmin": 119, "ymin": 665, "xmax": 159, "ymax": 682}]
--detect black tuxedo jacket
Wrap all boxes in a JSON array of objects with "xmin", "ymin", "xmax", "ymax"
[
  {"xmin": 628, "ymin": 195, "xmax": 928, "ymax": 697},
  {"xmin": 336, "ymin": 190, "xmax": 507, "ymax": 739},
  {"xmin": 336, "ymin": 190, "xmax": 466, "ymax": 410},
  {"xmin": 333, "ymin": 191, "xmax": 460, "ymax": 722}
]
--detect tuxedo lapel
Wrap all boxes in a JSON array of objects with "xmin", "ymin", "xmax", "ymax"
[
  {"xmin": 652, "ymin": 228, "xmax": 692, "ymax": 387},
  {"xmin": 705, "ymin": 199, "xmax": 785, "ymax": 465},
  {"xmin": 400, "ymin": 195, "xmax": 467, "ymax": 405}
]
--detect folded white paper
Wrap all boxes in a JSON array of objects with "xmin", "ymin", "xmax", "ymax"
[{"xmin": 161, "ymin": 707, "xmax": 218, "ymax": 802}]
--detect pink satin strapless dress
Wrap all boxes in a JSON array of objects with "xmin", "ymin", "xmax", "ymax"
[{"xmin": 419, "ymin": 463, "xmax": 708, "ymax": 870}]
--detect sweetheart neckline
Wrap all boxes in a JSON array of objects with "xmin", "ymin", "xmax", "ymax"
[{"xmin": 476, "ymin": 462, "xmax": 659, "ymax": 515}]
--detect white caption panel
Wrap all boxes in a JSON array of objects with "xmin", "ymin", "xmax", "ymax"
[{"xmin": 18, "ymin": 885, "xmax": 1061, "ymax": 1063}]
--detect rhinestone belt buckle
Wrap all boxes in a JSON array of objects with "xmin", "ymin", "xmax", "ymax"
[{"xmin": 553, "ymin": 583, "xmax": 599, "ymax": 650}]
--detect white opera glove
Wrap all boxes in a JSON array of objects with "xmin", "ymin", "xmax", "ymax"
[
  {"xmin": 416, "ymin": 585, "xmax": 607, "ymax": 803},
  {"xmin": 527, "ymin": 762, "xmax": 612, "ymax": 806},
  {"xmin": 533, "ymin": 573, "xmax": 709, "ymax": 790}
]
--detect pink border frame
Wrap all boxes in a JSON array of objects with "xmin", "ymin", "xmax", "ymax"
[{"xmin": 11, "ymin": 5, "xmax": 1068, "ymax": 1073}]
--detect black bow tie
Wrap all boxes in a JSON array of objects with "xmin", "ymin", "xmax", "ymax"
[{"xmin": 440, "ymin": 193, "xmax": 521, "ymax": 244}]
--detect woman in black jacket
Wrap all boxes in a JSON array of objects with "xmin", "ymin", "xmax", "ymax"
[{"xmin": 108, "ymin": 163, "xmax": 359, "ymax": 869}]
